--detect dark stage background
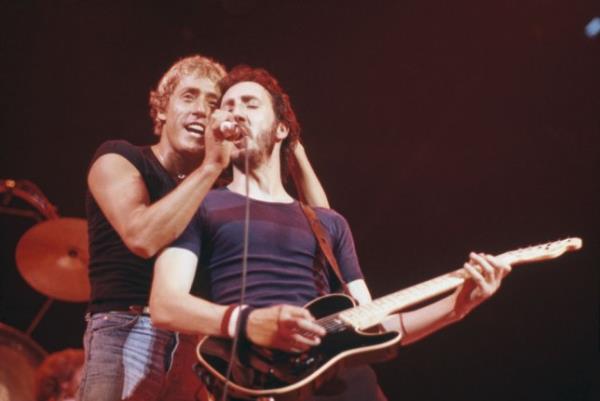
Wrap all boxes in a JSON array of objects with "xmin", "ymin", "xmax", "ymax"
[{"xmin": 1, "ymin": 1, "xmax": 598, "ymax": 400}]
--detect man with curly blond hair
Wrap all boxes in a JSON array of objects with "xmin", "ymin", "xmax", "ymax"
[{"xmin": 78, "ymin": 55, "xmax": 329, "ymax": 401}]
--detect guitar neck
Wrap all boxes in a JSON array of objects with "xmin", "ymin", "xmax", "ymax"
[
  {"xmin": 339, "ymin": 268, "xmax": 467, "ymax": 330},
  {"xmin": 338, "ymin": 238, "xmax": 582, "ymax": 330}
]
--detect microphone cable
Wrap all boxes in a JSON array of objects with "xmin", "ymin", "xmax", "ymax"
[{"xmin": 220, "ymin": 126, "xmax": 251, "ymax": 401}]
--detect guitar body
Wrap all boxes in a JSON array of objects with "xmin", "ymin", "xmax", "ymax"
[{"xmin": 196, "ymin": 294, "xmax": 401, "ymax": 400}]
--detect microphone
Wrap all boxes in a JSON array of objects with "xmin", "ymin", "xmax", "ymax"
[
  {"xmin": 219, "ymin": 121, "xmax": 246, "ymax": 142},
  {"xmin": 220, "ymin": 121, "xmax": 238, "ymax": 135}
]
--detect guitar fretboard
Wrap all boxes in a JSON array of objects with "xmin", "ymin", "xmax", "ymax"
[{"xmin": 339, "ymin": 269, "xmax": 467, "ymax": 330}]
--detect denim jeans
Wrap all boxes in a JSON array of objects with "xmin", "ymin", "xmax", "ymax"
[{"xmin": 77, "ymin": 312, "xmax": 201, "ymax": 401}]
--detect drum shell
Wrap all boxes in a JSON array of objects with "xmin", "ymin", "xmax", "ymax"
[{"xmin": 0, "ymin": 323, "xmax": 47, "ymax": 401}]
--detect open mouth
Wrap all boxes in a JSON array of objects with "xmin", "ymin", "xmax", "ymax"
[{"xmin": 185, "ymin": 122, "xmax": 205, "ymax": 136}]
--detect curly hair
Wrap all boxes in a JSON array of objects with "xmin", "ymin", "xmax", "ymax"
[
  {"xmin": 219, "ymin": 65, "xmax": 301, "ymax": 178},
  {"xmin": 149, "ymin": 55, "xmax": 227, "ymax": 135},
  {"xmin": 35, "ymin": 348, "xmax": 84, "ymax": 401}
]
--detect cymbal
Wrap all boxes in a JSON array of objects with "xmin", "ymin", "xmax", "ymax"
[{"xmin": 15, "ymin": 217, "xmax": 90, "ymax": 302}]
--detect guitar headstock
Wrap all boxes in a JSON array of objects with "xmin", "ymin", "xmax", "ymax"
[{"xmin": 499, "ymin": 237, "xmax": 583, "ymax": 266}]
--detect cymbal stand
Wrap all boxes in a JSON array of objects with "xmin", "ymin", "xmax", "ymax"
[
  {"xmin": 25, "ymin": 298, "xmax": 54, "ymax": 336},
  {"xmin": 0, "ymin": 179, "xmax": 59, "ymax": 220},
  {"xmin": 1, "ymin": 178, "xmax": 60, "ymax": 335}
]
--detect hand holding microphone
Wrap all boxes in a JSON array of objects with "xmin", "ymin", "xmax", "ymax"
[
  {"xmin": 210, "ymin": 109, "xmax": 246, "ymax": 141},
  {"xmin": 219, "ymin": 120, "xmax": 245, "ymax": 141}
]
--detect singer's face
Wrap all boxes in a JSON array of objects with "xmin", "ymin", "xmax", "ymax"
[
  {"xmin": 220, "ymin": 81, "xmax": 281, "ymax": 165},
  {"xmin": 158, "ymin": 74, "xmax": 220, "ymax": 156}
]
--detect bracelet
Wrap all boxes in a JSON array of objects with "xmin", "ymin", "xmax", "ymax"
[
  {"xmin": 237, "ymin": 305, "xmax": 255, "ymax": 343},
  {"xmin": 220, "ymin": 304, "xmax": 238, "ymax": 338}
]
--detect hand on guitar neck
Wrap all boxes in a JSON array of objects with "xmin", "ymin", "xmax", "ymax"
[
  {"xmin": 385, "ymin": 251, "xmax": 513, "ymax": 344},
  {"xmin": 453, "ymin": 252, "xmax": 513, "ymax": 320},
  {"xmin": 396, "ymin": 239, "xmax": 581, "ymax": 344}
]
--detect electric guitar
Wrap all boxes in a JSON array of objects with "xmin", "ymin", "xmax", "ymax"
[{"xmin": 196, "ymin": 238, "xmax": 582, "ymax": 401}]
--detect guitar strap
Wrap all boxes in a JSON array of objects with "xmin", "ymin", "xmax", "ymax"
[{"xmin": 298, "ymin": 202, "xmax": 348, "ymax": 295}]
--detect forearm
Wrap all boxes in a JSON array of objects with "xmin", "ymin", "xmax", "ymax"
[
  {"xmin": 125, "ymin": 162, "xmax": 223, "ymax": 257},
  {"xmin": 150, "ymin": 291, "xmax": 227, "ymax": 336},
  {"xmin": 390, "ymin": 253, "xmax": 511, "ymax": 345},
  {"xmin": 150, "ymin": 247, "xmax": 229, "ymax": 336},
  {"xmin": 397, "ymin": 291, "xmax": 460, "ymax": 345},
  {"xmin": 290, "ymin": 143, "xmax": 330, "ymax": 208}
]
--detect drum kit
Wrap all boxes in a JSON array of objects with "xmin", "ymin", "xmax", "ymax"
[{"xmin": 0, "ymin": 179, "xmax": 90, "ymax": 401}]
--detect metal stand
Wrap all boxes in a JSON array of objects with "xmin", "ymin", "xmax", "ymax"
[
  {"xmin": 26, "ymin": 298, "xmax": 54, "ymax": 336},
  {"xmin": 2, "ymin": 178, "xmax": 59, "ymax": 337}
]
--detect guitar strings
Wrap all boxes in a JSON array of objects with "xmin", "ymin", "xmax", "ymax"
[{"xmin": 316, "ymin": 314, "xmax": 346, "ymax": 332}]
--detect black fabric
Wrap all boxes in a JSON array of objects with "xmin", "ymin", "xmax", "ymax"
[
  {"xmin": 85, "ymin": 140, "xmax": 176, "ymax": 314},
  {"xmin": 227, "ymin": 365, "xmax": 386, "ymax": 401}
]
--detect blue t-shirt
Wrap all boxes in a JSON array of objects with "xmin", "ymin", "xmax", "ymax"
[{"xmin": 173, "ymin": 188, "xmax": 363, "ymax": 307}]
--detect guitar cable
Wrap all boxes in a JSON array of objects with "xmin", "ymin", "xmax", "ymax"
[{"xmin": 220, "ymin": 125, "xmax": 251, "ymax": 401}]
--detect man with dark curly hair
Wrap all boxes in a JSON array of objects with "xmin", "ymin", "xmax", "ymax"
[
  {"xmin": 149, "ymin": 65, "xmax": 512, "ymax": 400},
  {"xmin": 79, "ymin": 56, "xmax": 329, "ymax": 401}
]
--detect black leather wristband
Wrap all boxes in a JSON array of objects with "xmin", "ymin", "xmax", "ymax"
[
  {"xmin": 235, "ymin": 306, "xmax": 255, "ymax": 362},
  {"xmin": 237, "ymin": 305, "xmax": 255, "ymax": 342}
]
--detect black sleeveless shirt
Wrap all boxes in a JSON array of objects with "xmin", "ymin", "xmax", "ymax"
[{"xmin": 85, "ymin": 140, "xmax": 176, "ymax": 313}]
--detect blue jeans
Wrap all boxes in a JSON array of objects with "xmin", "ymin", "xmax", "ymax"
[{"xmin": 77, "ymin": 312, "xmax": 201, "ymax": 401}]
